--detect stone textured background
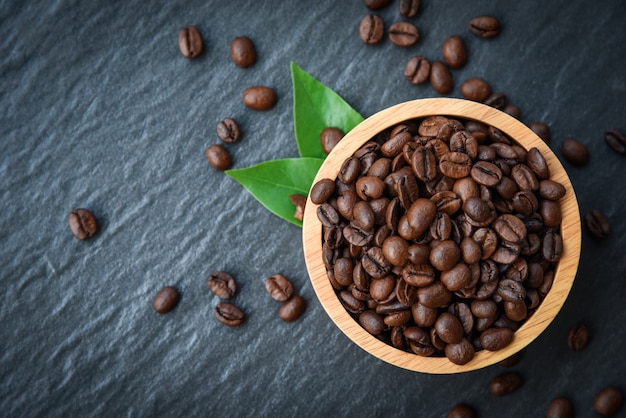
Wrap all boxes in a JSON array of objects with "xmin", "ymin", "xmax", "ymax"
[{"xmin": 1, "ymin": 0, "xmax": 625, "ymax": 416}]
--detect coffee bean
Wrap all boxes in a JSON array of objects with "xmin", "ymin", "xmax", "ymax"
[
  {"xmin": 359, "ymin": 310, "xmax": 385, "ymax": 335},
  {"xmin": 381, "ymin": 236, "xmax": 409, "ymax": 267},
  {"xmin": 68, "ymin": 208, "xmax": 97, "ymax": 240},
  {"xmin": 440, "ymin": 152, "xmax": 472, "ymax": 178},
  {"xmin": 406, "ymin": 198, "xmax": 437, "ymax": 236},
  {"xmin": 529, "ymin": 121, "xmax": 551, "ymax": 143},
  {"xmin": 404, "ymin": 56, "xmax": 431, "ymax": 85},
  {"xmin": 447, "ymin": 403, "xmax": 476, "ymax": 418},
  {"xmin": 594, "ymin": 386, "xmax": 624, "ymax": 417},
  {"xmin": 417, "ymin": 281, "xmax": 452, "ymax": 308},
  {"xmin": 470, "ymin": 161, "xmax": 502, "ymax": 187},
  {"xmin": 205, "ymin": 144, "xmax": 232, "ymax": 170},
  {"xmin": 216, "ymin": 118, "xmax": 240, "ymax": 143},
  {"xmin": 412, "ymin": 145, "xmax": 438, "ymax": 181},
  {"xmin": 444, "ymin": 338, "xmax": 475, "ymax": 365},
  {"xmin": 503, "ymin": 104, "xmax": 521, "ymax": 119},
  {"xmin": 363, "ymin": 0, "xmax": 391, "ymax": 10},
  {"xmin": 359, "ymin": 14, "xmax": 385, "ymax": 45},
  {"xmin": 352, "ymin": 201, "xmax": 376, "ymax": 232},
  {"xmin": 567, "ymin": 323, "xmax": 590, "ymax": 351},
  {"xmin": 480, "ymin": 327, "xmax": 514, "ymax": 351},
  {"xmin": 152, "ymin": 286, "xmax": 180, "ymax": 314},
  {"xmin": 469, "ymin": 16, "xmax": 501, "ymax": 38},
  {"xmin": 362, "ymin": 247, "xmax": 391, "ymax": 278},
  {"xmin": 230, "ymin": 36, "xmax": 256, "ymax": 68},
  {"xmin": 429, "ymin": 240, "xmax": 461, "ymax": 272},
  {"xmin": 310, "ymin": 178, "xmax": 336, "ymax": 205},
  {"xmin": 561, "ymin": 138, "xmax": 589, "ymax": 165},
  {"xmin": 442, "ymin": 36, "xmax": 467, "ymax": 69},
  {"xmin": 289, "ymin": 194, "xmax": 306, "ymax": 221},
  {"xmin": 584, "ymin": 209, "xmax": 610, "ymax": 238},
  {"xmin": 399, "ymin": 0, "xmax": 420, "ymax": 17},
  {"xmin": 264, "ymin": 273, "xmax": 294, "ymax": 302},
  {"xmin": 178, "ymin": 26, "xmax": 203, "ymax": 59},
  {"xmin": 320, "ymin": 127, "xmax": 344, "ymax": 154},
  {"xmin": 317, "ymin": 203, "xmax": 340, "ymax": 227},
  {"xmin": 461, "ymin": 78, "xmax": 491, "ymax": 102},
  {"xmin": 339, "ymin": 157, "xmax": 361, "ymax": 185},
  {"xmin": 435, "ymin": 312, "xmax": 464, "ymax": 344},
  {"xmin": 430, "ymin": 61, "xmax": 453, "ymax": 94},
  {"xmin": 493, "ymin": 214, "xmax": 527, "ymax": 243},
  {"xmin": 526, "ymin": 147, "xmax": 550, "ymax": 179},
  {"xmin": 489, "ymin": 372, "xmax": 523, "ymax": 396},
  {"xmin": 207, "ymin": 271, "xmax": 237, "ymax": 299},
  {"xmin": 546, "ymin": 397, "xmax": 574, "ymax": 418},
  {"xmin": 605, "ymin": 129, "xmax": 626, "ymax": 155},
  {"xmin": 242, "ymin": 86, "xmax": 277, "ymax": 111},
  {"xmin": 214, "ymin": 302, "xmax": 245, "ymax": 326},
  {"xmin": 279, "ymin": 295, "xmax": 306, "ymax": 322},
  {"xmin": 388, "ymin": 21, "xmax": 420, "ymax": 47},
  {"xmin": 483, "ymin": 92, "xmax": 507, "ymax": 110}
]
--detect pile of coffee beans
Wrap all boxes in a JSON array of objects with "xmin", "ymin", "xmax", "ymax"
[{"xmin": 314, "ymin": 115, "xmax": 566, "ymax": 364}]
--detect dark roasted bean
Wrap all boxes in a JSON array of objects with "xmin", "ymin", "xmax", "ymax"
[
  {"xmin": 490, "ymin": 372, "xmax": 523, "ymax": 396},
  {"xmin": 561, "ymin": 138, "xmax": 590, "ymax": 166},
  {"xmin": 404, "ymin": 56, "xmax": 431, "ymax": 85},
  {"xmin": 567, "ymin": 323, "xmax": 590, "ymax": 351},
  {"xmin": 208, "ymin": 271, "xmax": 237, "ymax": 299},
  {"xmin": 469, "ymin": 16, "xmax": 501, "ymax": 38},
  {"xmin": 388, "ymin": 21, "xmax": 420, "ymax": 47},
  {"xmin": 214, "ymin": 302, "xmax": 245, "ymax": 326},
  {"xmin": 68, "ymin": 208, "xmax": 97, "ymax": 240},
  {"xmin": 584, "ymin": 209, "xmax": 610, "ymax": 238},
  {"xmin": 230, "ymin": 36, "xmax": 256, "ymax": 68},
  {"xmin": 359, "ymin": 14, "xmax": 385, "ymax": 45},
  {"xmin": 442, "ymin": 35, "xmax": 467, "ymax": 69},
  {"xmin": 279, "ymin": 295, "xmax": 306, "ymax": 322},
  {"xmin": 216, "ymin": 118, "xmax": 241, "ymax": 143},
  {"xmin": 605, "ymin": 129, "xmax": 626, "ymax": 155},
  {"xmin": 152, "ymin": 286, "xmax": 180, "ymax": 314}
]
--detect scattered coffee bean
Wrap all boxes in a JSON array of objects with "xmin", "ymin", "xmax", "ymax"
[
  {"xmin": 289, "ymin": 194, "xmax": 306, "ymax": 221},
  {"xmin": 242, "ymin": 86, "xmax": 277, "ymax": 110},
  {"xmin": 279, "ymin": 295, "xmax": 306, "ymax": 322},
  {"xmin": 229, "ymin": 36, "xmax": 256, "ymax": 68},
  {"xmin": 489, "ymin": 372, "xmax": 523, "ymax": 396},
  {"xmin": 469, "ymin": 16, "xmax": 501, "ymax": 38},
  {"xmin": 447, "ymin": 403, "xmax": 476, "ymax": 418},
  {"xmin": 503, "ymin": 104, "xmax": 521, "ymax": 119},
  {"xmin": 584, "ymin": 209, "xmax": 610, "ymax": 238},
  {"xmin": 529, "ymin": 121, "xmax": 551, "ymax": 144},
  {"xmin": 205, "ymin": 144, "xmax": 232, "ymax": 170},
  {"xmin": 359, "ymin": 14, "xmax": 385, "ymax": 45},
  {"xmin": 404, "ymin": 56, "xmax": 431, "ymax": 85},
  {"xmin": 461, "ymin": 77, "xmax": 492, "ymax": 102},
  {"xmin": 605, "ymin": 129, "xmax": 626, "ymax": 155},
  {"xmin": 264, "ymin": 273, "xmax": 294, "ymax": 302},
  {"xmin": 442, "ymin": 36, "xmax": 467, "ymax": 69},
  {"xmin": 214, "ymin": 302, "xmax": 245, "ymax": 326},
  {"xmin": 399, "ymin": 0, "xmax": 420, "ymax": 17},
  {"xmin": 561, "ymin": 138, "xmax": 589, "ymax": 166},
  {"xmin": 388, "ymin": 21, "xmax": 420, "ymax": 47},
  {"xmin": 178, "ymin": 26, "xmax": 203, "ymax": 59},
  {"xmin": 430, "ymin": 61, "xmax": 453, "ymax": 94},
  {"xmin": 68, "ymin": 208, "xmax": 97, "ymax": 240},
  {"xmin": 320, "ymin": 127, "xmax": 344, "ymax": 154},
  {"xmin": 546, "ymin": 397, "xmax": 574, "ymax": 418},
  {"xmin": 566, "ymin": 323, "xmax": 590, "ymax": 351},
  {"xmin": 207, "ymin": 271, "xmax": 237, "ymax": 299},
  {"xmin": 498, "ymin": 351, "xmax": 522, "ymax": 367},
  {"xmin": 483, "ymin": 92, "xmax": 507, "ymax": 110},
  {"xmin": 152, "ymin": 286, "xmax": 180, "ymax": 314},
  {"xmin": 594, "ymin": 386, "xmax": 624, "ymax": 417},
  {"xmin": 216, "ymin": 117, "xmax": 240, "ymax": 143},
  {"xmin": 363, "ymin": 0, "xmax": 391, "ymax": 10}
]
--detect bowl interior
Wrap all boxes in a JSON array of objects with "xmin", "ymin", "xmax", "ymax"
[{"xmin": 302, "ymin": 98, "xmax": 581, "ymax": 374}]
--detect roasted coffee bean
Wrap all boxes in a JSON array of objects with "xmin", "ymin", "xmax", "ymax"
[
  {"xmin": 483, "ymin": 92, "xmax": 507, "ymax": 110},
  {"xmin": 356, "ymin": 175, "xmax": 385, "ymax": 200},
  {"xmin": 480, "ymin": 327, "xmax": 514, "ymax": 351},
  {"xmin": 289, "ymin": 194, "xmax": 306, "ymax": 221},
  {"xmin": 404, "ymin": 56, "xmax": 431, "ymax": 85},
  {"xmin": 444, "ymin": 338, "xmax": 475, "ymax": 365},
  {"xmin": 406, "ymin": 198, "xmax": 437, "ymax": 236},
  {"xmin": 594, "ymin": 386, "xmax": 624, "ymax": 417},
  {"xmin": 441, "ymin": 263, "xmax": 471, "ymax": 291},
  {"xmin": 469, "ymin": 16, "xmax": 501, "ymax": 38},
  {"xmin": 214, "ymin": 302, "xmax": 245, "ymax": 326},
  {"xmin": 363, "ymin": 0, "xmax": 391, "ymax": 10},
  {"xmin": 561, "ymin": 138, "xmax": 589, "ymax": 165},
  {"xmin": 359, "ymin": 310, "xmax": 385, "ymax": 335},
  {"xmin": 381, "ymin": 236, "xmax": 409, "ymax": 267},
  {"xmin": 352, "ymin": 201, "xmax": 376, "ymax": 232},
  {"xmin": 434, "ymin": 312, "xmax": 464, "ymax": 344},
  {"xmin": 450, "ymin": 131, "xmax": 478, "ymax": 159},
  {"xmin": 584, "ymin": 209, "xmax": 610, "ymax": 238},
  {"xmin": 447, "ymin": 403, "xmax": 476, "ymax": 418},
  {"xmin": 493, "ymin": 214, "xmax": 527, "ymax": 243},
  {"xmin": 205, "ymin": 144, "xmax": 232, "ymax": 170},
  {"xmin": 539, "ymin": 180, "xmax": 566, "ymax": 201},
  {"xmin": 369, "ymin": 158, "xmax": 391, "ymax": 180},
  {"xmin": 230, "ymin": 36, "xmax": 256, "ymax": 68},
  {"xmin": 461, "ymin": 78, "xmax": 491, "ymax": 102},
  {"xmin": 404, "ymin": 326, "xmax": 435, "ymax": 356},
  {"xmin": 317, "ymin": 203, "xmax": 340, "ymax": 227},
  {"xmin": 498, "ymin": 278, "xmax": 526, "ymax": 302},
  {"xmin": 412, "ymin": 145, "xmax": 438, "ymax": 181},
  {"xmin": 339, "ymin": 157, "xmax": 361, "ymax": 185},
  {"xmin": 470, "ymin": 161, "xmax": 502, "ymax": 187},
  {"xmin": 546, "ymin": 397, "xmax": 574, "ymax": 418},
  {"xmin": 395, "ymin": 175, "xmax": 420, "ymax": 209},
  {"xmin": 429, "ymin": 240, "xmax": 460, "ymax": 272},
  {"xmin": 382, "ymin": 131, "xmax": 412, "ymax": 157},
  {"xmin": 430, "ymin": 212, "xmax": 452, "ymax": 240},
  {"xmin": 402, "ymin": 263, "xmax": 435, "ymax": 287},
  {"xmin": 340, "ymin": 290, "xmax": 366, "ymax": 313},
  {"xmin": 442, "ymin": 35, "xmax": 467, "ymax": 69},
  {"xmin": 178, "ymin": 26, "xmax": 203, "ymax": 58},
  {"xmin": 320, "ymin": 127, "xmax": 344, "ymax": 154},
  {"xmin": 511, "ymin": 163, "xmax": 539, "ymax": 191},
  {"xmin": 503, "ymin": 104, "xmax": 521, "ymax": 119},
  {"xmin": 399, "ymin": 0, "xmax": 420, "ymax": 17},
  {"xmin": 362, "ymin": 247, "xmax": 391, "ymax": 278},
  {"xmin": 539, "ymin": 199, "xmax": 561, "ymax": 228},
  {"xmin": 208, "ymin": 271, "xmax": 237, "ymax": 299},
  {"xmin": 359, "ymin": 14, "xmax": 385, "ymax": 44},
  {"xmin": 605, "ymin": 129, "xmax": 626, "ymax": 155},
  {"xmin": 279, "ymin": 295, "xmax": 306, "ymax": 322},
  {"xmin": 242, "ymin": 86, "xmax": 277, "ymax": 110},
  {"xmin": 430, "ymin": 61, "xmax": 453, "ymax": 94},
  {"xmin": 68, "ymin": 208, "xmax": 97, "ymax": 240},
  {"xmin": 473, "ymin": 227, "xmax": 498, "ymax": 260},
  {"xmin": 264, "ymin": 273, "xmax": 294, "ymax": 302},
  {"xmin": 388, "ymin": 21, "xmax": 420, "ymax": 47},
  {"xmin": 440, "ymin": 152, "xmax": 472, "ymax": 178},
  {"xmin": 490, "ymin": 372, "xmax": 523, "ymax": 396},
  {"xmin": 463, "ymin": 197, "xmax": 494, "ymax": 226},
  {"xmin": 528, "ymin": 121, "xmax": 551, "ymax": 143},
  {"xmin": 567, "ymin": 323, "xmax": 590, "ymax": 351},
  {"xmin": 419, "ymin": 116, "xmax": 449, "ymax": 137},
  {"xmin": 310, "ymin": 178, "xmax": 336, "ymax": 204},
  {"xmin": 526, "ymin": 147, "xmax": 550, "ymax": 179},
  {"xmin": 370, "ymin": 275, "xmax": 396, "ymax": 302},
  {"xmin": 417, "ymin": 281, "xmax": 452, "ymax": 308},
  {"xmin": 216, "ymin": 118, "xmax": 240, "ymax": 143},
  {"xmin": 152, "ymin": 286, "xmax": 180, "ymax": 314},
  {"xmin": 460, "ymin": 237, "xmax": 481, "ymax": 264}
]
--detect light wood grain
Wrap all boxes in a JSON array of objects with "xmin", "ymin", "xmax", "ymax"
[{"xmin": 302, "ymin": 98, "xmax": 581, "ymax": 374}]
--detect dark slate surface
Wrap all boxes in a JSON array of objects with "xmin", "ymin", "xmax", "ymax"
[{"xmin": 1, "ymin": 0, "xmax": 625, "ymax": 416}]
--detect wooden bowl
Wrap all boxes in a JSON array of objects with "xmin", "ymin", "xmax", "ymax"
[{"xmin": 302, "ymin": 98, "xmax": 581, "ymax": 374}]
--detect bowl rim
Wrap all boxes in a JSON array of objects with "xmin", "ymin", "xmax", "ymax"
[{"xmin": 302, "ymin": 98, "xmax": 581, "ymax": 374}]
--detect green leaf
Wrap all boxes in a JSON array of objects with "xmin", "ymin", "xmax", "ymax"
[
  {"xmin": 291, "ymin": 62, "xmax": 364, "ymax": 159},
  {"xmin": 225, "ymin": 157, "xmax": 324, "ymax": 227}
]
